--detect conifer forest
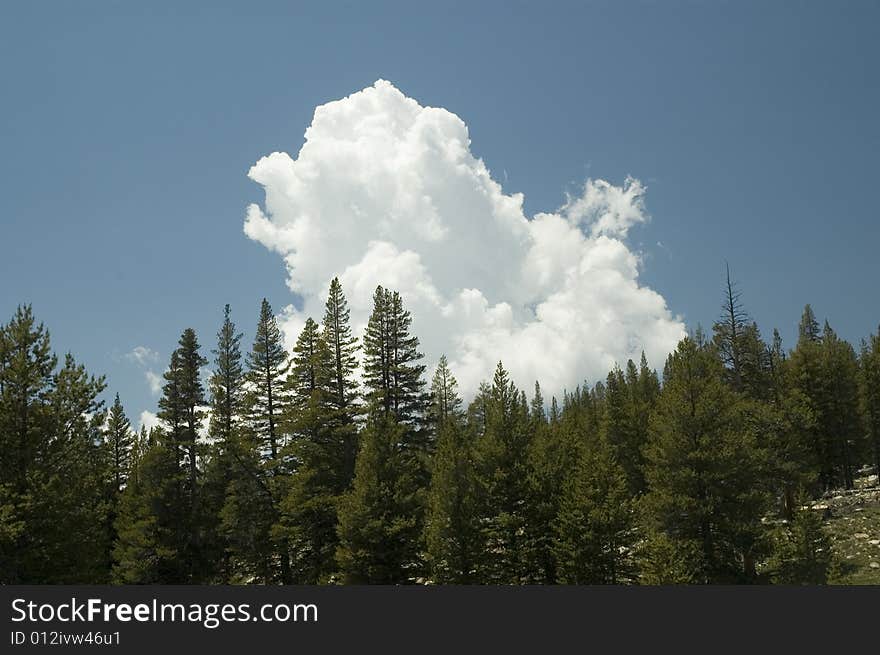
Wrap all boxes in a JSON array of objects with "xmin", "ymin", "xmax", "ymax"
[{"xmin": 2, "ymin": 273, "xmax": 880, "ymax": 585}]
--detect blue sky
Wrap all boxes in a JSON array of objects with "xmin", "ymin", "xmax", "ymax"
[{"xmin": 2, "ymin": 1, "xmax": 878, "ymax": 425}]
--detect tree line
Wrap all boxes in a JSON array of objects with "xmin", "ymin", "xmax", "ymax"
[{"xmin": 1, "ymin": 271, "xmax": 879, "ymax": 584}]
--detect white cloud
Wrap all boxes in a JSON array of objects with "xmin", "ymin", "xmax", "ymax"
[
  {"xmin": 124, "ymin": 346, "xmax": 164, "ymax": 396},
  {"xmin": 139, "ymin": 410, "xmax": 159, "ymax": 433},
  {"xmin": 125, "ymin": 345, "xmax": 159, "ymax": 366},
  {"xmin": 244, "ymin": 80, "xmax": 685, "ymax": 397},
  {"xmin": 145, "ymin": 370, "xmax": 163, "ymax": 396},
  {"xmin": 138, "ymin": 408, "xmax": 211, "ymax": 441}
]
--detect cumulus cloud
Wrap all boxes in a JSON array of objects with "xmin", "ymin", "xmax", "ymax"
[
  {"xmin": 244, "ymin": 80, "xmax": 685, "ymax": 397},
  {"xmin": 145, "ymin": 370, "xmax": 163, "ymax": 396},
  {"xmin": 125, "ymin": 345, "xmax": 164, "ymax": 395},
  {"xmin": 139, "ymin": 410, "xmax": 159, "ymax": 433},
  {"xmin": 125, "ymin": 345, "xmax": 159, "ymax": 366}
]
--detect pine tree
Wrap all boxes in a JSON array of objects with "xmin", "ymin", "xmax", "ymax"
[
  {"xmin": 523, "ymin": 381, "xmax": 576, "ymax": 583},
  {"xmin": 160, "ymin": 330, "xmax": 207, "ymax": 499},
  {"xmin": 202, "ymin": 304, "xmax": 246, "ymax": 582},
  {"xmin": 106, "ymin": 393, "xmax": 134, "ymax": 494},
  {"xmin": 860, "ymin": 326, "xmax": 880, "ymax": 481},
  {"xmin": 275, "ymin": 317, "xmax": 338, "ymax": 583},
  {"xmin": 243, "ymin": 299, "xmax": 292, "ymax": 582},
  {"xmin": 424, "ymin": 358, "xmax": 481, "ymax": 583},
  {"xmin": 789, "ymin": 306, "xmax": 830, "ymax": 490},
  {"xmin": 275, "ymin": 282, "xmax": 362, "ymax": 581},
  {"xmin": 476, "ymin": 362, "xmax": 533, "ymax": 583},
  {"xmin": 713, "ymin": 263, "xmax": 749, "ymax": 392},
  {"xmin": 246, "ymin": 299, "xmax": 290, "ymax": 463},
  {"xmin": 712, "ymin": 266, "xmax": 771, "ymax": 399},
  {"xmin": 209, "ymin": 304, "xmax": 245, "ymax": 449},
  {"xmin": 336, "ymin": 288, "xmax": 427, "ymax": 583},
  {"xmin": 553, "ymin": 434, "xmax": 635, "ymax": 584},
  {"xmin": 798, "ymin": 304, "xmax": 821, "ymax": 343},
  {"xmin": 0, "ymin": 307, "xmax": 111, "ymax": 583},
  {"xmin": 218, "ymin": 433, "xmax": 279, "ymax": 583},
  {"xmin": 819, "ymin": 322, "xmax": 863, "ymax": 490},
  {"xmin": 103, "ymin": 393, "xmax": 133, "ymax": 578},
  {"xmin": 113, "ymin": 427, "xmax": 184, "ymax": 583},
  {"xmin": 321, "ymin": 278, "xmax": 361, "ymax": 486},
  {"xmin": 427, "ymin": 355, "xmax": 462, "ymax": 427},
  {"xmin": 362, "ymin": 286, "xmax": 428, "ymax": 433},
  {"xmin": 769, "ymin": 501, "xmax": 833, "ymax": 585},
  {"xmin": 791, "ymin": 315, "xmax": 863, "ymax": 491},
  {"xmin": 603, "ymin": 364, "xmax": 643, "ymax": 495},
  {"xmin": 37, "ymin": 354, "xmax": 111, "ymax": 582},
  {"xmin": 641, "ymin": 337, "xmax": 770, "ymax": 583},
  {"xmin": 151, "ymin": 328, "xmax": 208, "ymax": 581},
  {"xmin": 336, "ymin": 413, "xmax": 423, "ymax": 583}
]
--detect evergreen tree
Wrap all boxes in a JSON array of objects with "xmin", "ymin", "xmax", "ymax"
[
  {"xmin": 209, "ymin": 304, "xmax": 245, "ymax": 449},
  {"xmin": 106, "ymin": 393, "xmax": 134, "ymax": 494},
  {"xmin": 524, "ymin": 381, "xmax": 577, "ymax": 583},
  {"xmin": 860, "ymin": 326, "xmax": 880, "ymax": 480},
  {"xmin": 337, "ymin": 288, "xmax": 428, "ymax": 583},
  {"xmin": 275, "ymin": 317, "xmax": 338, "ymax": 583},
  {"xmin": 336, "ymin": 413, "xmax": 423, "ymax": 583},
  {"xmin": 789, "ymin": 306, "xmax": 830, "ymax": 490},
  {"xmin": 712, "ymin": 266, "xmax": 771, "ymax": 399},
  {"xmin": 124, "ymin": 328, "xmax": 210, "ymax": 583},
  {"xmin": 246, "ymin": 298, "xmax": 291, "ymax": 463},
  {"xmin": 641, "ymin": 337, "xmax": 769, "ymax": 583},
  {"xmin": 113, "ymin": 428, "xmax": 185, "ymax": 583},
  {"xmin": 553, "ymin": 434, "xmax": 635, "ymax": 584},
  {"xmin": 202, "ymin": 304, "xmax": 246, "ymax": 582},
  {"xmin": 242, "ymin": 299, "xmax": 292, "ymax": 582},
  {"xmin": 362, "ymin": 286, "xmax": 428, "ymax": 434},
  {"xmin": 769, "ymin": 501, "xmax": 833, "ymax": 585},
  {"xmin": 798, "ymin": 304, "xmax": 821, "ymax": 343},
  {"xmin": 424, "ymin": 358, "xmax": 481, "ymax": 583},
  {"xmin": 321, "ymin": 278, "xmax": 361, "ymax": 486},
  {"xmin": 0, "ymin": 307, "xmax": 111, "ymax": 583},
  {"xmin": 603, "ymin": 364, "xmax": 643, "ymax": 495},
  {"xmin": 218, "ymin": 433, "xmax": 279, "ymax": 583},
  {"xmin": 791, "ymin": 315, "xmax": 863, "ymax": 491},
  {"xmin": 37, "ymin": 354, "xmax": 111, "ymax": 583},
  {"xmin": 713, "ymin": 263, "xmax": 749, "ymax": 392},
  {"xmin": 818, "ymin": 322, "xmax": 863, "ymax": 490},
  {"xmin": 158, "ymin": 329, "xmax": 208, "ymax": 499},
  {"xmin": 476, "ymin": 362, "xmax": 533, "ymax": 583},
  {"xmin": 103, "ymin": 393, "xmax": 134, "ymax": 577}
]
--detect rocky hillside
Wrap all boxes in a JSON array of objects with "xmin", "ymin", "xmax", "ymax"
[{"xmin": 818, "ymin": 474, "xmax": 880, "ymax": 584}]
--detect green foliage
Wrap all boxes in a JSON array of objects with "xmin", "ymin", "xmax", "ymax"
[
  {"xmin": 769, "ymin": 503, "xmax": 833, "ymax": 585},
  {"xmin": 209, "ymin": 304, "xmax": 245, "ymax": 447},
  {"xmin": 246, "ymin": 298, "xmax": 290, "ymax": 461},
  {"xmin": 113, "ymin": 431, "xmax": 185, "ymax": 583},
  {"xmin": 424, "ymin": 359, "xmax": 481, "ymax": 583},
  {"xmin": 789, "ymin": 313, "xmax": 863, "ymax": 490},
  {"xmin": 275, "ymin": 316, "xmax": 338, "ymax": 583},
  {"xmin": 860, "ymin": 326, "xmax": 880, "ymax": 478},
  {"xmin": 475, "ymin": 362, "xmax": 534, "ymax": 583},
  {"xmin": 336, "ymin": 414, "xmax": 424, "ymax": 583},
  {"xmin": 4, "ymin": 280, "xmax": 880, "ymax": 586},
  {"xmin": 363, "ymin": 286, "xmax": 428, "ymax": 432},
  {"xmin": 0, "ymin": 307, "xmax": 111, "ymax": 583},
  {"xmin": 218, "ymin": 432, "xmax": 280, "ymax": 583},
  {"xmin": 202, "ymin": 304, "xmax": 246, "ymax": 582},
  {"xmin": 106, "ymin": 393, "xmax": 134, "ymax": 494},
  {"xmin": 641, "ymin": 337, "xmax": 770, "ymax": 583},
  {"xmin": 553, "ymin": 434, "xmax": 635, "ymax": 584}
]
